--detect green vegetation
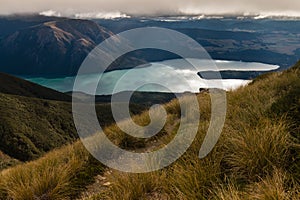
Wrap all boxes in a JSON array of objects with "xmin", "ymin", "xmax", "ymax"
[
  {"xmin": 0, "ymin": 93, "xmax": 77, "ymax": 161},
  {"xmin": 0, "ymin": 151, "xmax": 20, "ymax": 171},
  {"xmin": 0, "ymin": 92, "xmax": 147, "ymax": 162},
  {"xmin": 0, "ymin": 74, "xmax": 150, "ymax": 163},
  {"xmin": 0, "ymin": 62, "xmax": 299, "ymax": 199}
]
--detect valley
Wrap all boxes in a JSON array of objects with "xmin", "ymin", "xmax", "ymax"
[
  {"xmin": 0, "ymin": 61, "xmax": 299, "ymax": 199},
  {"xmin": 0, "ymin": 12, "xmax": 299, "ymax": 200}
]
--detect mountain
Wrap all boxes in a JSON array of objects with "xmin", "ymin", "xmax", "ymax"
[
  {"xmin": 1, "ymin": 15, "xmax": 299, "ymax": 77},
  {"xmin": 0, "ymin": 17, "xmax": 144, "ymax": 76},
  {"xmin": 96, "ymin": 17, "xmax": 300, "ymax": 68},
  {"xmin": 0, "ymin": 18, "xmax": 109, "ymax": 76},
  {"xmin": 0, "ymin": 14, "xmax": 66, "ymax": 38}
]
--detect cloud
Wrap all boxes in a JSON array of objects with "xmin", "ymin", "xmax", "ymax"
[{"xmin": 0, "ymin": 0, "xmax": 299, "ymax": 16}]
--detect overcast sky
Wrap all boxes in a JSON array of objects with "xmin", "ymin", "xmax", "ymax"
[{"xmin": 0, "ymin": 0, "xmax": 299, "ymax": 16}]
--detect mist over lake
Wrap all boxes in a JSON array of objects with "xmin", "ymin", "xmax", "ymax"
[{"xmin": 25, "ymin": 59, "xmax": 279, "ymax": 95}]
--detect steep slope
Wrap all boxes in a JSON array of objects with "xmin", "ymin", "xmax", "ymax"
[
  {"xmin": 0, "ymin": 91, "xmax": 149, "ymax": 162},
  {"xmin": 0, "ymin": 93, "xmax": 76, "ymax": 161},
  {"xmin": 0, "ymin": 73, "xmax": 181, "ymax": 162},
  {"xmin": 0, "ymin": 74, "xmax": 74, "ymax": 161},
  {"xmin": 0, "ymin": 92, "xmax": 150, "ymax": 162},
  {"xmin": 0, "ymin": 61, "xmax": 298, "ymax": 199},
  {"xmin": 268, "ymin": 61, "xmax": 300, "ymax": 135},
  {"xmin": 0, "ymin": 74, "xmax": 147, "ymax": 162},
  {"xmin": 79, "ymin": 60, "xmax": 300, "ymax": 199},
  {"xmin": 0, "ymin": 18, "xmax": 144, "ymax": 76},
  {"xmin": 0, "ymin": 19, "xmax": 110, "ymax": 76}
]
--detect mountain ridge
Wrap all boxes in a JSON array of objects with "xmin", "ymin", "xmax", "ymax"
[
  {"xmin": 0, "ymin": 18, "xmax": 113, "ymax": 76},
  {"xmin": 0, "ymin": 72, "xmax": 71, "ymax": 101},
  {"xmin": 0, "ymin": 17, "xmax": 145, "ymax": 76}
]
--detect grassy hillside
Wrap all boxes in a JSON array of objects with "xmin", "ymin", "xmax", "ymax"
[
  {"xmin": 93, "ymin": 61, "xmax": 300, "ymax": 200},
  {"xmin": 0, "ymin": 92, "xmax": 148, "ymax": 162},
  {"xmin": 0, "ymin": 93, "xmax": 76, "ymax": 161},
  {"xmin": 0, "ymin": 61, "xmax": 299, "ymax": 199},
  {"xmin": 0, "ymin": 73, "xmax": 149, "ymax": 162},
  {"xmin": 0, "ymin": 73, "xmax": 177, "ymax": 163}
]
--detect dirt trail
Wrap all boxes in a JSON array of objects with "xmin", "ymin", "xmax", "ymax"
[{"xmin": 77, "ymin": 119, "xmax": 180, "ymax": 199}]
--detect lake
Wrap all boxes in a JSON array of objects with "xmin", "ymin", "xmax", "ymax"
[{"xmin": 25, "ymin": 59, "xmax": 279, "ymax": 95}]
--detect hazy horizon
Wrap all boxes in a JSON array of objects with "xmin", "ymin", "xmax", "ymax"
[{"xmin": 0, "ymin": 0, "xmax": 300, "ymax": 18}]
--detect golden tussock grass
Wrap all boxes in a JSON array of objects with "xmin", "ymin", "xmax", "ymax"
[{"xmin": 1, "ymin": 62, "xmax": 300, "ymax": 199}]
